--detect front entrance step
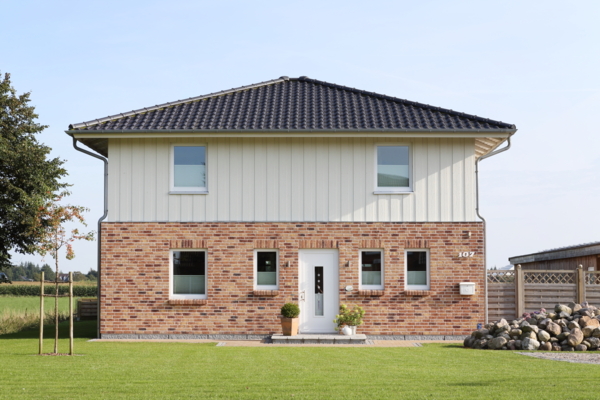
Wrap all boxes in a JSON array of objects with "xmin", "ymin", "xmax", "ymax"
[{"xmin": 271, "ymin": 333, "xmax": 369, "ymax": 344}]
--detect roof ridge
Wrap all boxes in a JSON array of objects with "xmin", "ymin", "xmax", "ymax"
[
  {"xmin": 293, "ymin": 77, "xmax": 516, "ymax": 129},
  {"xmin": 69, "ymin": 77, "xmax": 289, "ymax": 129}
]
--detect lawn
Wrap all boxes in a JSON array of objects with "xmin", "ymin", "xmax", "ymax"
[{"xmin": 1, "ymin": 321, "xmax": 599, "ymax": 400}]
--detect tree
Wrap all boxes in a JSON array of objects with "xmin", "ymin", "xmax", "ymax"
[
  {"xmin": 41, "ymin": 263, "xmax": 55, "ymax": 281},
  {"xmin": 0, "ymin": 72, "xmax": 68, "ymax": 270},
  {"xmin": 36, "ymin": 195, "xmax": 94, "ymax": 354}
]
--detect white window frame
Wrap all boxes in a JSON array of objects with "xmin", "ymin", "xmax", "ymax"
[
  {"xmin": 169, "ymin": 249, "xmax": 208, "ymax": 300},
  {"xmin": 170, "ymin": 144, "xmax": 208, "ymax": 194},
  {"xmin": 374, "ymin": 143, "xmax": 412, "ymax": 194},
  {"xmin": 405, "ymin": 249, "xmax": 430, "ymax": 290},
  {"xmin": 359, "ymin": 249, "xmax": 384, "ymax": 290},
  {"xmin": 254, "ymin": 249, "xmax": 279, "ymax": 290}
]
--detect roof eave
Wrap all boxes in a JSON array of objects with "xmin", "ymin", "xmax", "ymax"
[{"xmin": 67, "ymin": 128, "xmax": 516, "ymax": 139}]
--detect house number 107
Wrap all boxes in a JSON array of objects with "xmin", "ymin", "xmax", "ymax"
[{"xmin": 458, "ymin": 252, "xmax": 475, "ymax": 257}]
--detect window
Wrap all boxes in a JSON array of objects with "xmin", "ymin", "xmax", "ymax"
[
  {"xmin": 360, "ymin": 250, "xmax": 384, "ymax": 290},
  {"xmin": 255, "ymin": 250, "xmax": 278, "ymax": 290},
  {"xmin": 375, "ymin": 145, "xmax": 411, "ymax": 193},
  {"xmin": 171, "ymin": 145, "xmax": 207, "ymax": 192},
  {"xmin": 170, "ymin": 250, "xmax": 207, "ymax": 299},
  {"xmin": 405, "ymin": 249, "xmax": 429, "ymax": 290}
]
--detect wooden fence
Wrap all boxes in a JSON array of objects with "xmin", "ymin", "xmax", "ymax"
[{"xmin": 487, "ymin": 265, "xmax": 600, "ymax": 322}]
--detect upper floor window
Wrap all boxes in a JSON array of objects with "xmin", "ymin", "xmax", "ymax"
[
  {"xmin": 360, "ymin": 250, "xmax": 384, "ymax": 290},
  {"xmin": 375, "ymin": 145, "xmax": 411, "ymax": 193},
  {"xmin": 255, "ymin": 250, "xmax": 278, "ymax": 290},
  {"xmin": 171, "ymin": 145, "xmax": 207, "ymax": 192}
]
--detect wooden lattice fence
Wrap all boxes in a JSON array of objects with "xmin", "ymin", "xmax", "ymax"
[{"xmin": 487, "ymin": 265, "xmax": 600, "ymax": 322}]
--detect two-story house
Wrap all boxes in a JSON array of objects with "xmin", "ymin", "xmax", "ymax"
[{"xmin": 67, "ymin": 76, "xmax": 516, "ymax": 339}]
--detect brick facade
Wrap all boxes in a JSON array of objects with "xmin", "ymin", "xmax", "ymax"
[{"xmin": 100, "ymin": 222, "xmax": 485, "ymax": 336}]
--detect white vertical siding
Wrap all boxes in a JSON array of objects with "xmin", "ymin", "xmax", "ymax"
[{"xmin": 107, "ymin": 137, "xmax": 478, "ymax": 222}]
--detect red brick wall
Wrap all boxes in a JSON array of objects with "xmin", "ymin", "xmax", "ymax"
[{"xmin": 100, "ymin": 222, "xmax": 484, "ymax": 336}]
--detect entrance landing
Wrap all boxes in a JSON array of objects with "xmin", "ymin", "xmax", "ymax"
[{"xmin": 271, "ymin": 333, "xmax": 369, "ymax": 344}]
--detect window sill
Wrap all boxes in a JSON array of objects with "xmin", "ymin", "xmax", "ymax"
[
  {"xmin": 253, "ymin": 290, "xmax": 279, "ymax": 297},
  {"xmin": 358, "ymin": 290, "xmax": 385, "ymax": 296},
  {"xmin": 169, "ymin": 191, "xmax": 209, "ymax": 195},
  {"xmin": 403, "ymin": 290, "xmax": 433, "ymax": 296},
  {"xmin": 168, "ymin": 299, "xmax": 208, "ymax": 305},
  {"xmin": 373, "ymin": 191, "xmax": 413, "ymax": 195}
]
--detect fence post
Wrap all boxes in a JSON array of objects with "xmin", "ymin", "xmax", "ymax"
[
  {"xmin": 577, "ymin": 265, "xmax": 585, "ymax": 304},
  {"xmin": 39, "ymin": 271, "xmax": 44, "ymax": 355},
  {"xmin": 69, "ymin": 272, "xmax": 74, "ymax": 356},
  {"xmin": 515, "ymin": 265, "xmax": 524, "ymax": 317}
]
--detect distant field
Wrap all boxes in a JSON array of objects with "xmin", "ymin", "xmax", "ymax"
[
  {"xmin": 0, "ymin": 296, "xmax": 77, "ymax": 335},
  {"xmin": 10, "ymin": 280, "xmax": 97, "ymax": 286}
]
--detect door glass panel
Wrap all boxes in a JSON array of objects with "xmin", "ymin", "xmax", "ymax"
[{"xmin": 315, "ymin": 266, "xmax": 324, "ymax": 316}]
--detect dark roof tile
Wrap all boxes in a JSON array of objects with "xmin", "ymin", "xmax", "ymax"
[{"xmin": 69, "ymin": 77, "xmax": 515, "ymax": 132}]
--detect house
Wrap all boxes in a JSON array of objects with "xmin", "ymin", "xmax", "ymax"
[
  {"xmin": 510, "ymin": 242, "xmax": 600, "ymax": 271},
  {"xmin": 67, "ymin": 76, "xmax": 516, "ymax": 339}
]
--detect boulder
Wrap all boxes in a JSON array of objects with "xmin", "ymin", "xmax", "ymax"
[
  {"xmin": 586, "ymin": 337, "xmax": 600, "ymax": 350},
  {"xmin": 507, "ymin": 340, "xmax": 516, "ymax": 350},
  {"xmin": 509, "ymin": 329, "xmax": 522, "ymax": 338},
  {"xmin": 514, "ymin": 340, "xmax": 522, "ymax": 350},
  {"xmin": 494, "ymin": 319, "xmax": 510, "ymax": 332},
  {"xmin": 557, "ymin": 319, "xmax": 568, "ymax": 328},
  {"xmin": 538, "ymin": 318, "xmax": 551, "ymax": 330},
  {"xmin": 582, "ymin": 326, "xmax": 595, "ymax": 338},
  {"xmin": 573, "ymin": 304, "xmax": 583, "ymax": 313},
  {"xmin": 545, "ymin": 321, "xmax": 562, "ymax": 336},
  {"xmin": 488, "ymin": 337, "xmax": 508, "ymax": 350},
  {"xmin": 497, "ymin": 332, "xmax": 511, "ymax": 341},
  {"xmin": 538, "ymin": 342, "xmax": 552, "ymax": 351},
  {"xmin": 521, "ymin": 331, "xmax": 537, "ymax": 340},
  {"xmin": 551, "ymin": 343, "xmax": 562, "ymax": 351},
  {"xmin": 557, "ymin": 332, "xmax": 569, "ymax": 341},
  {"xmin": 522, "ymin": 324, "xmax": 539, "ymax": 334},
  {"xmin": 526, "ymin": 317, "xmax": 538, "ymax": 325},
  {"xmin": 581, "ymin": 317, "xmax": 600, "ymax": 329},
  {"xmin": 567, "ymin": 328, "xmax": 584, "ymax": 347},
  {"xmin": 567, "ymin": 321, "xmax": 580, "ymax": 330},
  {"xmin": 561, "ymin": 345, "xmax": 575, "ymax": 351},
  {"xmin": 464, "ymin": 336, "xmax": 475, "ymax": 348},
  {"xmin": 555, "ymin": 304, "xmax": 572, "ymax": 316},
  {"xmin": 537, "ymin": 330, "xmax": 551, "ymax": 342},
  {"xmin": 473, "ymin": 329, "xmax": 489, "ymax": 339},
  {"xmin": 559, "ymin": 311, "xmax": 571, "ymax": 319},
  {"xmin": 575, "ymin": 344, "xmax": 588, "ymax": 351},
  {"xmin": 579, "ymin": 309, "xmax": 594, "ymax": 318},
  {"xmin": 548, "ymin": 312, "xmax": 557, "ymax": 320},
  {"xmin": 473, "ymin": 339, "xmax": 488, "ymax": 349},
  {"xmin": 592, "ymin": 328, "xmax": 600, "ymax": 338},
  {"xmin": 522, "ymin": 338, "xmax": 540, "ymax": 350}
]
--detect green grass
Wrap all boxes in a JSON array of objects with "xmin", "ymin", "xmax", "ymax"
[{"xmin": 1, "ymin": 321, "xmax": 599, "ymax": 400}]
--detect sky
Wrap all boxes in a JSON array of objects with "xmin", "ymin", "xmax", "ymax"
[{"xmin": 3, "ymin": 0, "xmax": 600, "ymax": 272}]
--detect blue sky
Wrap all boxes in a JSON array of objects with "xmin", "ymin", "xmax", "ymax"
[{"xmin": 3, "ymin": 0, "xmax": 600, "ymax": 272}]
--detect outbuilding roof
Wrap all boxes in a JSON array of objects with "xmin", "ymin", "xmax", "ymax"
[{"xmin": 509, "ymin": 241, "xmax": 600, "ymax": 264}]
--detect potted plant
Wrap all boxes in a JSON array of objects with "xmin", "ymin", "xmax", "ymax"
[
  {"xmin": 280, "ymin": 302, "xmax": 300, "ymax": 336},
  {"xmin": 333, "ymin": 304, "xmax": 365, "ymax": 335}
]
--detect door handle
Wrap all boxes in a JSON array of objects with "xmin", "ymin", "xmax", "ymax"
[{"xmin": 299, "ymin": 291, "xmax": 305, "ymax": 301}]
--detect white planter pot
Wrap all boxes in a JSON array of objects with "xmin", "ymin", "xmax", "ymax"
[{"xmin": 341, "ymin": 325, "xmax": 352, "ymax": 335}]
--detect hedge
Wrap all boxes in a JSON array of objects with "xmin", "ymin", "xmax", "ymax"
[{"xmin": 0, "ymin": 285, "xmax": 98, "ymax": 297}]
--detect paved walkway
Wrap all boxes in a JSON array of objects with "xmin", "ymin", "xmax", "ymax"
[{"xmin": 93, "ymin": 339, "xmax": 462, "ymax": 347}]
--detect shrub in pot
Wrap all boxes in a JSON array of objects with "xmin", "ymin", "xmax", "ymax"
[{"xmin": 280, "ymin": 303, "xmax": 300, "ymax": 336}]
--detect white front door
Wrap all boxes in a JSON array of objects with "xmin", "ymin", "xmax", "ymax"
[{"xmin": 298, "ymin": 249, "xmax": 339, "ymax": 333}]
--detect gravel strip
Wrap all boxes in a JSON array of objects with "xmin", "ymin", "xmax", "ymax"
[{"xmin": 519, "ymin": 352, "xmax": 600, "ymax": 365}]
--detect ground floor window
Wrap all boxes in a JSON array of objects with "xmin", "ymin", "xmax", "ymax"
[
  {"xmin": 171, "ymin": 250, "xmax": 206, "ymax": 299},
  {"xmin": 360, "ymin": 250, "xmax": 384, "ymax": 289},
  {"xmin": 255, "ymin": 250, "xmax": 278, "ymax": 290},
  {"xmin": 405, "ymin": 249, "xmax": 429, "ymax": 290}
]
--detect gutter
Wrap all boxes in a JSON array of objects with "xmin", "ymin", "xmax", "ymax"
[
  {"xmin": 475, "ymin": 132, "xmax": 515, "ymax": 325},
  {"xmin": 71, "ymin": 137, "xmax": 108, "ymax": 339}
]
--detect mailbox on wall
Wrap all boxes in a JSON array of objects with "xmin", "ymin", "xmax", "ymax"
[{"xmin": 459, "ymin": 282, "xmax": 476, "ymax": 295}]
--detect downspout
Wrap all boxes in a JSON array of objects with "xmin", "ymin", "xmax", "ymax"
[
  {"xmin": 476, "ymin": 133, "xmax": 515, "ymax": 325},
  {"xmin": 72, "ymin": 138, "xmax": 108, "ymax": 339}
]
